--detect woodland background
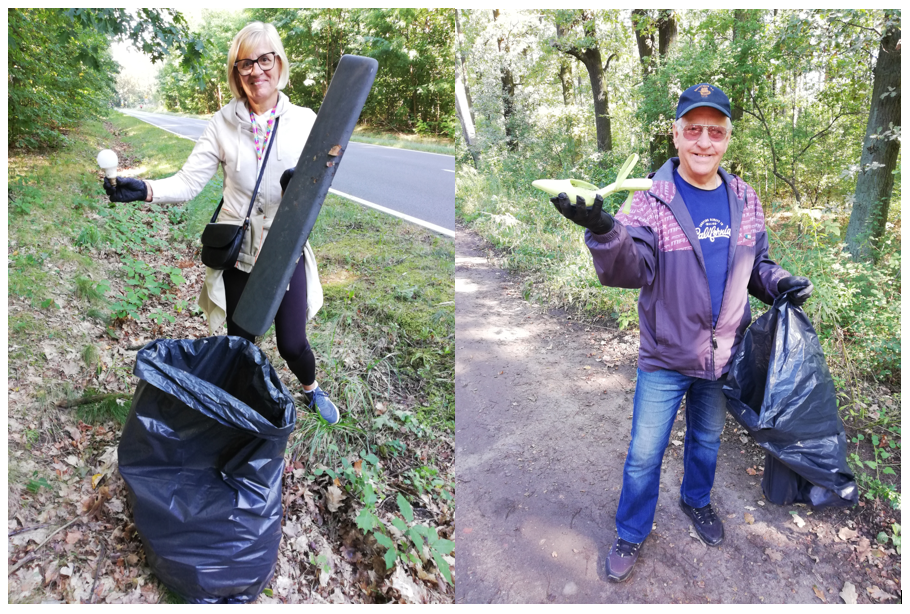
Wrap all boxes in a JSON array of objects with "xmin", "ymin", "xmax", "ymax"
[{"xmin": 455, "ymin": 9, "xmax": 901, "ymax": 512}]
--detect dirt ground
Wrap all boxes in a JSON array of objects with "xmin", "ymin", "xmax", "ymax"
[{"xmin": 453, "ymin": 226, "xmax": 900, "ymax": 604}]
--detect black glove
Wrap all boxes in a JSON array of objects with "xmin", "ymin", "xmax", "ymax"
[
  {"xmin": 280, "ymin": 167, "xmax": 295, "ymax": 194},
  {"xmin": 103, "ymin": 177, "xmax": 148, "ymax": 203},
  {"xmin": 777, "ymin": 275, "xmax": 814, "ymax": 307},
  {"xmin": 550, "ymin": 192, "xmax": 614, "ymax": 235}
]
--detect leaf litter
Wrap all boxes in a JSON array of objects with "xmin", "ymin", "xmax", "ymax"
[{"xmin": 8, "ymin": 136, "xmax": 453, "ymax": 603}]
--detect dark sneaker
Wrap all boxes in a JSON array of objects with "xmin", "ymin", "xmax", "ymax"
[
  {"xmin": 301, "ymin": 386, "xmax": 340, "ymax": 425},
  {"xmin": 679, "ymin": 498, "xmax": 724, "ymax": 546},
  {"xmin": 605, "ymin": 537, "xmax": 642, "ymax": 582}
]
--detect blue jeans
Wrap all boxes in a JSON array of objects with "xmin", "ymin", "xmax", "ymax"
[{"xmin": 615, "ymin": 368, "xmax": 727, "ymax": 544}]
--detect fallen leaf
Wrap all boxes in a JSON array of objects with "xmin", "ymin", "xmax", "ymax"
[
  {"xmin": 746, "ymin": 467, "xmax": 758, "ymax": 476},
  {"xmin": 65, "ymin": 530, "xmax": 82, "ymax": 545},
  {"xmin": 854, "ymin": 537, "xmax": 872, "ymax": 563},
  {"xmin": 867, "ymin": 585, "xmax": 895, "ymax": 602},
  {"xmin": 764, "ymin": 548, "xmax": 782, "ymax": 562},
  {"xmin": 740, "ymin": 435, "xmax": 749, "ymax": 444},
  {"xmin": 744, "ymin": 513, "xmax": 755, "ymax": 525},
  {"xmin": 840, "ymin": 581, "xmax": 857, "ymax": 604},
  {"xmin": 671, "ymin": 440, "xmax": 683, "ymax": 446},
  {"xmin": 63, "ymin": 455, "xmax": 80, "ymax": 468},
  {"xmin": 745, "ymin": 505, "xmax": 756, "ymax": 511},
  {"xmin": 126, "ymin": 554, "xmax": 139, "ymax": 566},
  {"xmin": 62, "ymin": 361, "xmax": 80, "ymax": 376},
  {"xmin": 838, "ymin": 527, "xmax": 859, "ymax": 541},
  {"xmin": 328, "ymin": 145, "xmax": 343, "ymax": 157},
  {"xmin": 792, "ymin": 514, "xmax": 806, "ymax": 528},
  {"xmin": 353, "ymin": 459, "xmax": 363, "ymax": 476},
  {"xmin": 813, "ymin": 585, "xmax": 826, "ymax": 602},
  {"xmin": 390, "ymin": 565, "xmax": 427, "ymax": 603},
  {"xmin": 326, "ymin": 485, "xmax": 346, "ymax": 512},
  {"xmin": 60, "ymin": 566, "xmax": 74, "ymax": 577}
]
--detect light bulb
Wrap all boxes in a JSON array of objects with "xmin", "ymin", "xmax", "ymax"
[{"xmin": 96, "ymin": 149, "xmax": 119, "ymax": 187}]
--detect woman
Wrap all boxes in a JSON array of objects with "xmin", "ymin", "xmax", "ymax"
[{"xmin": 104, "ymin": 22, "xmax": 339, "ymax": 424}]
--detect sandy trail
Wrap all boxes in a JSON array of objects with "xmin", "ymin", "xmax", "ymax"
[{"xmin": 453, "ymin": 226, "xmax": 879, "ymax": 604}]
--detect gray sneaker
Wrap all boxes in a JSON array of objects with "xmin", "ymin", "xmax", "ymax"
[{"xmin": 605, "ymin": 537, "xmax": 641, "ymax": 582}]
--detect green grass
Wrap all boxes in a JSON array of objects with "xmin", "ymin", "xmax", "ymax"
[
  {"xmin": 108, "ymin": 111, "xmax": 224, "ymax": 246},
  {"xmin": 350, "ymin": 127, "xmax": 454, "ymax": 155},
  {"xmin": 275, "ymin": 193, "xmax": 454, "ymax": 461}
]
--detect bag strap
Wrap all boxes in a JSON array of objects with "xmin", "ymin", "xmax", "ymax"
[{"xmin": 209, "ymin": 115, "xmax": 281, "ymax": 224}]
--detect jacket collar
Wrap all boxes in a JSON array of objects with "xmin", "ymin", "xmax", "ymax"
[
  {"xmin": 649, "ymin": 158, "xmax": 746, "ymax": 273},
  {"xmin": 226, "ymin": 90, "xmax": 291, "ymax": 127}
]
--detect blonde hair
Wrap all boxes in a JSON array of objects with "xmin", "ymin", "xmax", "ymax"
[{"xmin": 226, "ymin": 22, "xmax": 290, "ymax": 101}]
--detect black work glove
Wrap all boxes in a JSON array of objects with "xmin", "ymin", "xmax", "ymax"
[
  {"xmin": 550, "ymin": 192, "xmax": 615, "ymax": 235},
  {"xmin": 777, "ymin": 275, "xmax": 814, "ymax": 307},
  {"xmin": 103, "ymin": 177, "xmax": 148, "ymax": 203},
  {"xmin": 280, "ymin": 167, "xmax": 295, "ymax": 194}
]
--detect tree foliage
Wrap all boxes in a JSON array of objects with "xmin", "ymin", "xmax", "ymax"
[
  {"xmin": 8, "ymin": 8, "xmax": 204, "ymax": 149},
  {"xmin": 155, "ymin": 9, "xmax": 457, "ymax": 137}
]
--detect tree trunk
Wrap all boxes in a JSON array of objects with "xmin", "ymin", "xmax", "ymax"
[
  {"xmin": 455, "ymin": 59, "xmax": 480, "ymax": 168},
  {"xmin": 494, "ymin": 9, "xmax": 518, "ymax": 152},
  {"xmin": 844, "ymin": 17, "xmax": 901, "ymax": 262},
  {"xmin": 556, "ymin": 24, "xmax": 574, "ymax": 106},
  {"xmin": 634, "ymin": 9, "xmax": 677, "ymax": 169},
  {"xmin": 555, "ymin": 11, "xmax": 612, "ymax": 152},
  {"xmin": 454, "ymin": 9, "xmax": 476, "ymax": 125}
]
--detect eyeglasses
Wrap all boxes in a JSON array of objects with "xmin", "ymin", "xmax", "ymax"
[
  {"xmin": 680, "ymin": 123, "xmax": 729, "ymax": 142},
  {"xmin": 234, "ymin": 52, "xmax": 277, "ymax": 76}
]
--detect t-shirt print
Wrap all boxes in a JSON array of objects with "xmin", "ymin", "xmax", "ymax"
[{"xmin": 696, "ymin": 218, "xmax": 732, "ymax": 244}]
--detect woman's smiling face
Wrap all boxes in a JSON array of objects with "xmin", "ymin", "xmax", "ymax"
[
  {"xmin": 237, "ymin": 41, "xmax": 280, "ymax": 109},
  {"xmin": 672, "ymin": 106, "xmax": 731, "ymax": 188}
]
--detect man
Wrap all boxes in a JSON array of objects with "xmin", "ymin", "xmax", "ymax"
[{"xmin": 551, "ymin": 83, "xmax": 813, "ymax": 582}]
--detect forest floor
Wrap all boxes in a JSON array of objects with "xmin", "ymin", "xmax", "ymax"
[
  {"xmin": 7, "ymin": 115, "xmax": 454, "ymax": 604},
  {"xmin": 453, "ymin": 226, "xmax": 900, "ymax": 604}
]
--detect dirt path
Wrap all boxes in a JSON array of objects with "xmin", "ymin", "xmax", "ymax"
[{"xmin": 453, "ymin": 226, "xmax": 895, "ymax": 604}]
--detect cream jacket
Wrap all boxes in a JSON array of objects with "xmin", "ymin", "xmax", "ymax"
[{"xmin": 148, "ymin": 92, "xmax": 323, "ymax": 334}]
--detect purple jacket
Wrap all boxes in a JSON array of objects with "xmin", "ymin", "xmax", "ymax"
[{"xmin": 585, "ymin": 158, "xmax": 789, "ymax": 380}]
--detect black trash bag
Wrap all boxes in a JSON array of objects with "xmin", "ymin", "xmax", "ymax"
[
  {"xmin": 723, "ymin": 292, "xmax": 858, "ymax": 508},
  {"xmin": 118, "ymin": 336, "xmax": 296, "ymax": 603}
]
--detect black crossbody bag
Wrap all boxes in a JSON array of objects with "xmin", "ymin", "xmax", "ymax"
[{"xmin": 200, "ymin": 116, "xmax": 280, "ymax": 270}]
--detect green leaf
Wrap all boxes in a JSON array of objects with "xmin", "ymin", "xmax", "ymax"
[
  {"xmin": 384, "ymin": 545, "xmax": 398, "ymax": 570},
  {"xmin": 373, "ymin": 531, "xmax": 394, "ymax": 549},
  {"xmin": 432, "ymin": 538, "xmax": 454, "ymax": 555},
  {"xmin": 397, "ymin": 492, "xmax": 414, "ymax": 523},
  {"xmin": 263, "ymin": 588, "xmax": 273, "ymax": 597},
  {"xmin": 865, "ymin": 460, "xmax": 878, "ymax": 469},
  {"xmin": 361, "ymin": 451, "xmax": 380, "ymax": 465},
  {"xmin": 432, "ymin": 551, "xmax": 453, "ymax": 585},
  {"xmin": 882, "ymin": 467, "xmax": 895, "ymax": 475},
  {"xmin": 355, "ymin": 508, "xmax": 379, "ymax": 532},
  {"xmin": 391, "ymin": 517, "xmax": 408, "ymax": 532},
  {"xmin": 407, "ymin": 527, "xmax": 424, "ymax": 552}
]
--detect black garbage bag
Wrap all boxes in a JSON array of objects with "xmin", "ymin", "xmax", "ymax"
[
  {"xmin": 118, "ymin": 336, "xmax": 296, "ymax": 603},
  {"xmin": 723, "ymin": 292, "xmax": 858, "ymax": 508}
]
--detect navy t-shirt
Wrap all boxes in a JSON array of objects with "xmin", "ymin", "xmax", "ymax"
[{"xmin": 673, "ymin": 169, "xmax": 731, "ymax": 327}]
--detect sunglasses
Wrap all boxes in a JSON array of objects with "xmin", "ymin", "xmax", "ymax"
[
  {"xmin": 680, "ymin": 124, "xmax": 729, "ymax": 142},
  {"xmin": 234, "ymin": 52, "xmax": 277, "ymax": 76}
]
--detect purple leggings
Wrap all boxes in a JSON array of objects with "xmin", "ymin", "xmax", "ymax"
[{"xmin": 222, "ymin": 260, "xmax": 316, "ymax": 387}]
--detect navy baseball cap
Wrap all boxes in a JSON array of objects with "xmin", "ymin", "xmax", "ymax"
[{"xmin": 676, "ymin": 83, "xmax": 732, "ymax": 120}]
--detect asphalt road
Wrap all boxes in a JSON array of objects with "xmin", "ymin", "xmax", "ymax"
[{"xmin": 118, "ymin": 108, "xmax": 455, "ymax": 235}]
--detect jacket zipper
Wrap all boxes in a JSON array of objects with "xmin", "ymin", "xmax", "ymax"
[{"xmin": 654, "ymin": 193, "xmax": 718, "ymax": 379}]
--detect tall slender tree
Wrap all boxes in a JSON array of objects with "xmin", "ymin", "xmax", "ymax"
[
  {"xmin": 844, "ymin": 11, "xmax": 901, "ymax": 262},
  {"xmin": 551, "ymin": 10, "xmax": 616, "ymax": 153}
]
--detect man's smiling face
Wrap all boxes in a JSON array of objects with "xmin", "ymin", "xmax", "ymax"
[{"xmin": 672, "ymin": 107, "xmax": 731, "ymax": 188}]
